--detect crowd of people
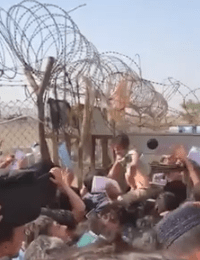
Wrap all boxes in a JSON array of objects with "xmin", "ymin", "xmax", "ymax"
[{"xmin": 0, "ymin": 133, "xmax": 200, "ymax": 259}]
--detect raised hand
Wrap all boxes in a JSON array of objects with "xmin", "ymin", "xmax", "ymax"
[
  {"xmin": 5, "ymin": 155, "xmax": 15, "ymax": 163},
  {"xmin": 0, "ymin": 154, "xmax": 15, "ymax": 169},
  {"xmin": 50, "ymin": 167, "xmax": 70, "ymax": 189},
  {"xmin": 50, "ymin": 167, "xmax": 64, "ymax": 188},
  {"xmin": 172, "ymin": 145, "xmax": 187, "ymax": 162},
  {"xmin": 130, "ymin": 150, "xmax": 139, "ymax": 166},
  {"xmin": 62, "ymin": 168, "xmax": 74, "ymax": 186}
]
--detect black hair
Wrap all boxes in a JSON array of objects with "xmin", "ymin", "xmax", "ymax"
[
  {"xmin": 159, "ymin": 192, "xmax": 180, "ymax": 211},
  {"xmin": 41, "ymin": 208, "xmax": 77, "ymax": 230},
  {"xmin": 99, "ymin": 201, "xmax": 128, "ymax": 225},
  {"xmin": 164, "ymin": 181, "xmax": 187, "ymax": 205},
  {"xmin": 112, "ymin": 133, "xmax": 130, "ymax": 150},
  {"xmin": 28, "ymin": 160, "xmax": 55, "ymax": 176},
  {"xmin": 83, "ymin": 173, "xmax": 93, "ymax": 193}
]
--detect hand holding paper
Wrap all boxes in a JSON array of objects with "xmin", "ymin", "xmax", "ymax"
[
  {"xmin": 188, "ymin": 146, "xmax": 200, "ymax": 166},
  {"xmin": 91, "ymin": 176, "xmax": 121, "ymax": 194},
  {"xmin": 58, "ymin": 142, "xmax": 72, "ymax": 169},
  {"xmin": 173, "ymin": 145, "xmax": 187, "ymax": 162}
]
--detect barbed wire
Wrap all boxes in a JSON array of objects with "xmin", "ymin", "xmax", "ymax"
[
  {"xmin": 0, "ymin": 115, "xmax": 42, "ymax": 125},
  {"xmin": 0, "ymin": 0, "xmax": 199, "ymax": 130}
]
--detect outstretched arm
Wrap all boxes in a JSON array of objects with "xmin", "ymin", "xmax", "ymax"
[
  {"xmin": 173, "ymin": 145, "xmax": 200, "ymax": 186},
  {"xmin": 107, "ymin": 159, "xmax": 122, "ymax": 180},
  {"xmin": 50, "ymin": 168, "xmax": 85, "ymax": 222}
]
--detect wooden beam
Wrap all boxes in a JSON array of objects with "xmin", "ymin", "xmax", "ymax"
[
  {"xmin": 39, "ymin": 57, "xmax": 55, "ymax": 97},
  {"xmin": 24, "ymin": 66, "xmax": 39, "ymax": 94},
  {"xmin": 25, "ymin": 57, "xmax": 55, "ymax": 163},
  {"xmin": 91, "ymin": 136, "xmax": 96, "ymax": 169},
  {"xmin": 101, "ymin": 137, "xmax": 109, "ymax": 169},
  {"xmin": 37, "ymin": 57, "xmax": 55, "ymax": 162},
  {"xmin": 92, "ymin": 135, "xmax": 112, "ymax": 139},
  {"xmin": 52, "ymin": 130, "xmax": 59, "ymax": 165},
  {"xmin": 78, "ymin": 146, "xmax": 83, "ymax": 189}
]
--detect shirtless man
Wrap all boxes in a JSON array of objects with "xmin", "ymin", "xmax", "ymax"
[{"xmin": 108, "ymin": 134, "xmax": 151, "ymax": 206}]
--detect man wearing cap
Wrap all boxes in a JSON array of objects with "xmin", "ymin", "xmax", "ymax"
[{"xmin": 0, "ymin": 163, "xmax": 57, "ymax": 258}]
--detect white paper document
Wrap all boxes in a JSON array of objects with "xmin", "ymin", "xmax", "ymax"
[
  {"xmin": 151, "ymin": 173, "xmax": 167, "ymax": 186},
  {"xmin": 91, "ymin": 176, "xmax": 121, "ymax": 193},
  {"xmin": 188, "ymin": 146, "xmax": 200, "ymax": 166}
]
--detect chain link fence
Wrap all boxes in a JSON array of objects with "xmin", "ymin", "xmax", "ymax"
[
  {"xmin": 0, "ymin": 88, "xmax": 53, "ymax": 157},
  {"xmin": 0, "ymin": 98, "xmax": 38, "ymax": 154}
]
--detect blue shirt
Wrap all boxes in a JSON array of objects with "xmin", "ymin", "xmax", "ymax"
[{"xmin": 12, "ymin": 250, "xmax": 24, "ymax": 260}]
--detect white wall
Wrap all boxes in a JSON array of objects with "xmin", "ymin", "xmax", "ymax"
[{"xmin": 128, "ymin": 133, "xmax": 200, "ymax": 174}]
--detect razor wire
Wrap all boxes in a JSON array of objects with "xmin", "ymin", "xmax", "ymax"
[{"xmin": 0, "ymin": 0, "xmax": 199, "ymax": 130}]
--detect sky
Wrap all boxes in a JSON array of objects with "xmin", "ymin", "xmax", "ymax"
[{"xmin": 1, "ymin": 0, "xmax": 200, "ymax": 106}]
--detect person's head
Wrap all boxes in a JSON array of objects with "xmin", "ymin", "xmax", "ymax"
[
  {"xmin": 90, "ymin": 202, "xmax": 127, "ymax": 242},
  {"xmin": 111, "ymin": 133, "xmax": 130, "ymax": 157},
  {"xmin": 40, "ymin": 208, "xmax": 76, "ymax": 241},
  {"xmin": 82, "ymin": 173, "xmax": 93, "ymax": 194},
  {"xmin": 41, "ymin": 208, "xmax": 76, "ymax": 231},
  {"xmin": 155, "ymin": 192, "xmax": 180, "ymax": 215},
  {"xmin": 0, "ymin": 222, "xmax": 25, "ymax": 258},
  {"xmin": 49, "ymin": 220, "xmax": 71, "ymax": 242},
  {"xmin": 164, "ymin": 180, "xmax": 187, "ymax": 204},
  {"xmin": 25, "ymin": 215, "xmax": 71, "ymax": 247}
]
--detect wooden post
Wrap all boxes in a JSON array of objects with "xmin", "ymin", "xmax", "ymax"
[
  {"xmin": 91, "ymin": 136, "xmax": 96, "ymax": 170},
  {"xmin": 52, "ymin": 131, "xmax": 59, "ymax": 165},
  {"xmin": 110, "ymin": 119, "xmax": 116, "ymax": 136},
  {"xmin": 38, "ymin": 57, "xmax": 55, "ymax": 162},
  {"xmin": 101, "ymin": 137, "xmax": 108, "ymax": 169},
  {"xmin": 78, "ymin": 78, "xmax": 95, "ymax": 189},
  {"xmin": 78, "ymin": 146, "xmax": 83, "ymax": 189},
  {"xmin": 64, "ymin": 132, "xmax": 71, "ymax": 156},
  {"xmin": 25, "ymin": 57, "xmax": 55, "ymax": 163}
]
